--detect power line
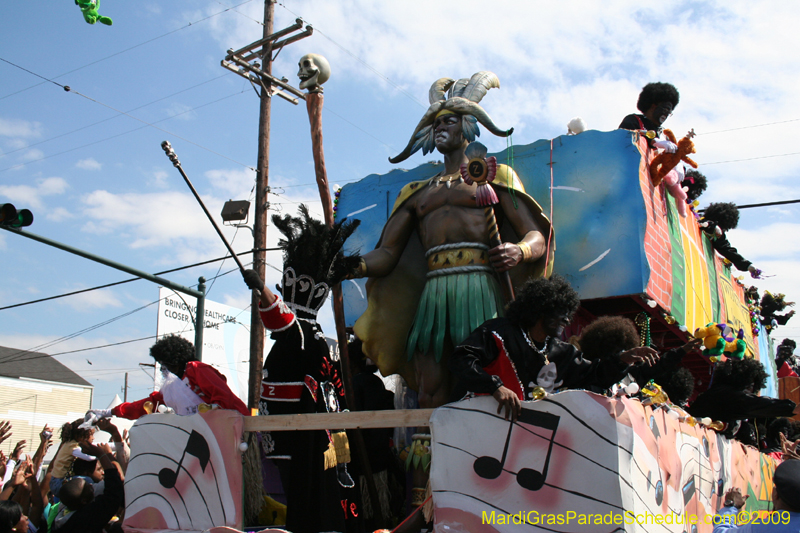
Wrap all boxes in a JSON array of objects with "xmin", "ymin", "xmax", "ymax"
[
  {"xmin": 696, "ymin": 117, "xmax": 800, "ymax": 136},
  {"xmin": 0, "ymin": 301, "xmax": 163, "ymax": 366},
  {"xmin": 2, "ymin": 74, "xmax": 229, "ymax": 157},
  {"xmin": 0, "ymin": 249, "xmax": 276, "ymax": 312},
  {"xmin": 737, "ymin": 199, "xmax": 800, "ymax": 210},
  {"xmin": 217, "ymin": 0, "xmax": 264, "ymax": 26},
  {"xmin": 0, "ymin": 260, "xmax": 259, "ymax": 367},
  {"xmin": 0, "ymin": 63, "xmax": 255, "ymax": 173},
  {"xmin": 697, "ymin": 198, "xmax": 800, "ymax": 215},
  {"xmin": 0, "ymin": 0, "xmax": 257, "ymax": 101},
  {"xmin": 0, "ymin": 337, "xmax": 160, "ymax": 365},
  {"xmin": 701, "ymin": 151, "xmax": 800, "ymax": 166}
]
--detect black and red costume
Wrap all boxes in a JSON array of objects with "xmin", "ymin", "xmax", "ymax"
[
  {"xmin": 449, "ymin": 317, "xmax": 632, "ymax": 401},
  {"xmin": 258, "ymin": 293, "xmax": 360, "ymax": 533}
]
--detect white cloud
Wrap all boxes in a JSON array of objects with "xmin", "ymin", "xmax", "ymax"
[
  {"xmin": 20, "ymin": 149, "xmax": 44, "ymax": 162},
  {"xmin": 0, "ymin": 233, "xmax": 6, "ymax": 250},
  {"xmin": 730, "ymin": 222, "xmax": 800, "ymax": 263},
  {"xmin": 46, "ymin": 207, "xmax": 74, "ymax": 222},
  {"xmin": 60, "ymin": 288, "xmax": 123, "ymax": 311},
  {"xmin": 0, "ymin": 117, "xmax": 42, "ymax": 138},
  {"xmin": 221, "ymin": 292, "xmax": 251, "ymax": 311},
  {"xmin": 0, "ymin": 177, "xmax": 68, "ymax": 209},
  {"xmin": 205, "ymin": 168, "xmax": 255, "ymax": 197},
  {"xmin": 148, "ymin": 169, "xmax": 170, "ymax": 189},
  {"xmin": 76, "ymin": 158, "xmax": 102, "ymax": 171}
]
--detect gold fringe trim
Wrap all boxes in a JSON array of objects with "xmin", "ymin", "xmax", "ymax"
[
  {"xmin": 323, "ymin": 440, "xmax": 337, "ymax": 470},
  {"xmin": 332, "ymin": 430, "xmax": 351, "ymax": 464}
]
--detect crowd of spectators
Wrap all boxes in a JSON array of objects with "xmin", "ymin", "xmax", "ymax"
[{"xmin": 0, "ymin": 417, "xmax": 127, "ymax": 533}]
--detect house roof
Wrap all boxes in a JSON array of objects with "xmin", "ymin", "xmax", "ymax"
[{"xmin": 0, "ymin": 346, "xmax": 93, "ymax": 387}]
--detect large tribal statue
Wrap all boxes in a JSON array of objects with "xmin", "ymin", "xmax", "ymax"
[{"xmin": 353, "ymin": 72, "xmax": 555, "ymax": 409}]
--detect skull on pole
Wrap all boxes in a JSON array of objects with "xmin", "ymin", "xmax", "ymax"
[{"xmin": 297, "ymin": 53, "xmax": 331, "ymax": 93}]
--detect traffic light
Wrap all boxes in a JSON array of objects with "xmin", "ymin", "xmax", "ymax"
[{"xmin": 0, "ymin": 204, "xmax": 33, "ymax": 228}]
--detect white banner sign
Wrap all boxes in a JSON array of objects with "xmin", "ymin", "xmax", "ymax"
[{"xmin": 156, "ymin": 287, "xmax": 252, "ymax": 402}]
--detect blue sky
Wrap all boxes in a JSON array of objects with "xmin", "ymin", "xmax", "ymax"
[{"xmin": 2, "ymin": 0, "xmax": 800, "ymax": 409}]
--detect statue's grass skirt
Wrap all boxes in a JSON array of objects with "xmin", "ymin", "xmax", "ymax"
[{"xmin": 406, "ymin": 271, "xmax": 504, "ymax": 362}]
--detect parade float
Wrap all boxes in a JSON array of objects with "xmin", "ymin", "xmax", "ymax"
[
  {"xmin": 0, "ymin": 9, "xmax": 791, "ymax": 532},
  {"xmin": 119, "ymin": 93, "xmax": 787, "ymax": 532}
]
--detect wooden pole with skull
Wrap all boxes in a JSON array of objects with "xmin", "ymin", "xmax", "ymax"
[{"xmin": 298, "ymin": 53, "xmax": 386, "ymax": 527}]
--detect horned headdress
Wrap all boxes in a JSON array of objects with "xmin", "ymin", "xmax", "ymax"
[{"xmin": 389, "ymin": 71, "xmax": 513, "ymax": 164}]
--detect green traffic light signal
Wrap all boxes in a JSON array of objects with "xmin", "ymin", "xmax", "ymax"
[{"xmin": 0, "ymin": 204, "xmax": 33, "ymax": 228}]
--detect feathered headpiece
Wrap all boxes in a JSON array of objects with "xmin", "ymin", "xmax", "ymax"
[
  {"xmin": 272, "ymin": 205, "xmax": 361, "ymax": 318},
  {"xmin": 389, "ymin": 71, "xmax": 513, "ymax": 164}
]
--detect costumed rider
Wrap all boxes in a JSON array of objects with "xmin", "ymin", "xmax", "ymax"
[
  {"xmin": 84, "ymin": 335, "xmax": 248, "ymax": 422},
  {"xmin": 352, "ymin": 71, "xmax": 554, "ymax": 410},
  {"xmin": 242, "ymin": 205, "xmax": 362, "ymax": 533},
  {"xmin": 760, "ymin": 292, "xmax": 796, "ymax": 331},
  {"xmin": 699, "ymin": 202, "xmax": 760, "ymax": 278},
  {"xmin": 577, "ymin": 315, "xmax": 703, "ymax": 392},
  {"xmin": 449, "ymin": 275, "xmax": 661, "ymax": 420},
  {"xmin": 687, "ymin": 357, "xmax": 800, "ymax": 441},
  {"xmin": 619, "ymin": 81, "xmax": 680, "ymax": 151},
  {"xmin": 776, "ymin": 339, "xmax": 799, "ymax": 378}
]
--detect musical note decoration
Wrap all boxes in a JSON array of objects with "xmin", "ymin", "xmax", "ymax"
[
  {"xmin": 473, "ymin": 408, "xmax": 560, "ymax": 491},
  {"xmin": 158, "ymin": 430, "xmax": 211, "ymax": 489}
]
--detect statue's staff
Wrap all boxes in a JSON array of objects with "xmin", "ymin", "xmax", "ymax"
[
  {"xmin": 460, "ymin": 142, "xmax": 515, "ymax": 301},
  {"xmin": 298, "ymin": 53, "xmax": 385, "ymax": 524}
]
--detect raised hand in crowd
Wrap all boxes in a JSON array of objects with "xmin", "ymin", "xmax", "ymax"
[
  {"xmin": 10, "ymin": 440, "xmax": 26, "ymax": 462},
  {"xmin": 97, "ymin": 418, "xmax": 129, "ymax": 471},
  {"xmin": 11, "ymin": 458, "xmax": 34, "ymax": 488},
  {"xmin": 32, "ymin": 425, "xmax": 53, "ymax": 475},
  {"xmin": 0, "ymin": 421, "xmax": 12, "ymax": 447},
  {"xmin": 0, "ymin": 451, "xmax": 6, "ymax": 480}
]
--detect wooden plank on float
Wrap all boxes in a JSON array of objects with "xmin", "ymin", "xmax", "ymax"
[{"xmin": 243, "ymin": 408, "xmax": 435, "ymax": 431}]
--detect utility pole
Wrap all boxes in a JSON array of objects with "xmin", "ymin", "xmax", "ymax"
[
  {"xmin": 124, "ymin": 372, "xmax": 128, "ymax": 403},
  {"xmin": 221, "ymin": 2, "xmax": 312, "ymax": 409}
]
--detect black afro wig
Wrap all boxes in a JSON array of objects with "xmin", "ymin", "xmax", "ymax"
[
  {"xmin": 682, "ymin": 169, "xmax": 708, "ymax": 202},
  {"xmin": 659, "ymin": 367, "xmax": 695, "ymax": 407},
  {"xmin": 636, "ymin": 82, "xmax": 680, "ymax": 113},
  {"xmin": 711, "ymin": 357, "xmax": 768, "ymax": 392},
  {"xmin": 766, "ymin": 417, "xmax": 799, "ymax": 449},
  {"xmin": 150, "ymin": 334, "xmax": 196, "ymax": 376},
  {"xmin": 578, "ymin": 316, "xmax": 639, "ymax": 361},
  {"xmin": 703, "ymin": 202, "xmax": 740, "ymax": 232},
  {"xmin": 506, "ymin": 275, "xmax": 580, "ymax": 331}
]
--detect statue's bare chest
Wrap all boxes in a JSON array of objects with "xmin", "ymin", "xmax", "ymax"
[{"xmin": 414, "ymin": 180, "xmax": 478, "ymax": 218}]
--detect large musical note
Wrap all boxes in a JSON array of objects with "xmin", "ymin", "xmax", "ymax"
[
  {"xmin": 158, "ymin": 430, "xmax": 211, "ymax": 489},
  {"xmin": 473, "ymin": 408, "xmax": 559, "ymax": 491}
]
